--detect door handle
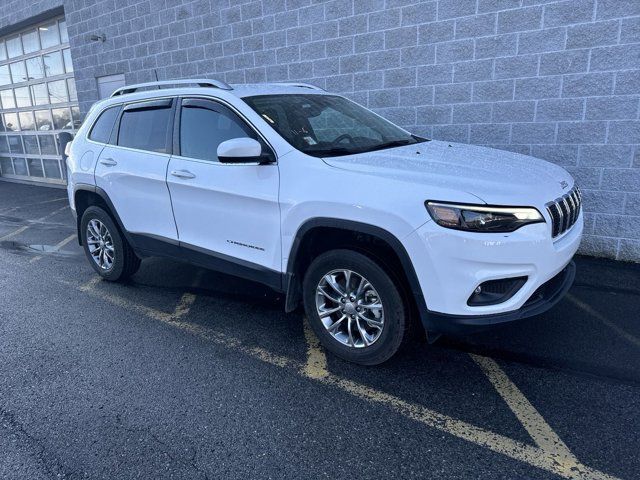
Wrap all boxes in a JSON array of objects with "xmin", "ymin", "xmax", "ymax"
[
  {"xmin": 171, "ymin": 169, "xmax": 196, "ymax": 179},
  {"xmin": 99, "ymin": 158, "xmax": 117, "ymax": 166}
]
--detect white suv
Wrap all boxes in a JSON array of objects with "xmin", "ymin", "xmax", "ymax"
[{"xmin": 66, "ymin": 79, "xmax": 582, "ymax": 365}]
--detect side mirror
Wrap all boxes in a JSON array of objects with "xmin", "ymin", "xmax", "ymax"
[{"xmin": 217, "ymin": 137, "xmax": 274, "ymax": 164}]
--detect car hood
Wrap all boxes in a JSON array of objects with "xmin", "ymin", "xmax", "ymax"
[{"xmin": 321, "ymin": 140, "xmax": 574, "ymax": 206}]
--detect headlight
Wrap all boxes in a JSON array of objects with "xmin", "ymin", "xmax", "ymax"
[{"xmin": 425, "ymin": 201, "xmax": 544, "ymax": 233}]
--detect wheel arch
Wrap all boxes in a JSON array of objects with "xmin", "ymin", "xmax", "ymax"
[
  {"xmin": 73, "ymin": 185, "xmax": 133, "ymax": 247},
  {"xmin": 284, "ymin": 218, "xmax": 429, "ymax": 330}
]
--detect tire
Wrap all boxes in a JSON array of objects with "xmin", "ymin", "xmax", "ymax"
[
  {"xmin": 303, "ymin": 249, "xmax": 408, "ymax": 366},
  {"xmin": 80, "ymin": 206, "xmax": 141, "ymax": 281}
]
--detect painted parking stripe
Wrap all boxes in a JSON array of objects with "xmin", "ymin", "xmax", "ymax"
[
  {"xmin": 0, "ymin": 205, "xmax": 69, "ymax": 242},
  {"xmin": 0, "ymin": 206, "xmax": 19, "ymax": 215},
  {"xmin": 54, "ymin": 233, "xmax": 77, "ymax": 250},
  {"xmin": 567, "ymin": 294, "xmax": 640, "ymax": 348},
  {"xmin": 173, "ymin": 292, "xmax": 197, "ymax": 320},
  {"xmin": 0, "ymin": 225, "xmax": 29, "ymax": 242},
  {"xmin": 0, "ymin": 196, "xmax": 67, "ymax": 216},
  {"xmin": 470, "ymin": 354, "xmax": 578, "ymax": 466},
  {"xmin": 64, "ymin": 277, "xmax": 619, "ymax": 480},
  {"xmin": 303, "ymin": 319, "xmax": 329, "ymax": 379},
  {"xmin": 304, "ymin": 326, "xmax": 600, "ymax": 478},
  {"xmin": 20, "ymin": 196, "xmax": 68, "ymax": 207},
  {"xmin": 29, "ymin": 233, "xmax": 77, "ymax": 263}
]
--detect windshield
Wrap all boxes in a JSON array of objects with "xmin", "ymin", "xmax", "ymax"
[{"xmin": 243, "ymin": 94, "xmax": 426, "ymax": 157}]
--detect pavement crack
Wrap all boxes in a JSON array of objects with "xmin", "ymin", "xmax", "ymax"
[{"xmin": 0, "ymin": 405, "xmax": 70, "ymax": 479}]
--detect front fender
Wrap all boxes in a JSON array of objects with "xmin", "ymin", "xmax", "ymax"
[{"xmin": 282, "ymin": 215, "xmax": 429, "ymax": 330}]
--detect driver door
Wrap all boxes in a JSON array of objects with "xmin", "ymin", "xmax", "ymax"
[{"xmin": 166, "ymin": 98, "xmax": 281, "ymax": 287}]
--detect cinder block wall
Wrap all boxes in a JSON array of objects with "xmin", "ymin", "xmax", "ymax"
[{"xmin": 1, "ymin": 0, "xmax": 639, "ymax": 260}]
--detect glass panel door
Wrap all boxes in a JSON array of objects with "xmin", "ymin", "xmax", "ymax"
[{"xmin": 0, "ymin": 16, "xmax": 79, "ymax": 185}]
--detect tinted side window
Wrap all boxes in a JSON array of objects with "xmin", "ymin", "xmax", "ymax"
[
  {"xmin": 118, "ymin": 105, "xmax": 173, "ymax": 153},
  {"xmin": 180, "ymin": 104, "xmax": 256, "ymax": 162},
  {"xmin": 88, "ymin": 106, "xmax": 120, "ymax": 143}
]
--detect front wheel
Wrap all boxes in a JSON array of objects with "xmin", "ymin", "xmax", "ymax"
[
  {"xmin": 80, "ymin": 206, "xmax": 140, "ymax": 281},
  {"xmin": 303, "ymin": 249, "xmax": 408, "ymax": 365}
]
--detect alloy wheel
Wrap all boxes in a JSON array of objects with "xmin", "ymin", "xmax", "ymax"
[
  {"xmin": 315, "ymin": 269, "xmax": 384, "ymax": 348},
  {"xmin": 86, "ymin": 219, "xmax": 115, "ymax": 271}
]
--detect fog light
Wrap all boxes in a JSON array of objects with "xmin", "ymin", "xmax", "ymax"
[{"xmin": 467, "ymin": 276, "xmax": 527, "ymax": 306}]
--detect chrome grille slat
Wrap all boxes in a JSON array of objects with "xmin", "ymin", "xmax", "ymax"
[
  {"xmin": 546, "ymin": 205, "xmax": 557, "ymax": 237},
  {"xmin": 546, "ymin": 186, "xmax": 581, "ymax": 239},
  {"xmin": 556, "ymin": 201, "xmax": 564, "ymax": 235},
  {"xmin": 567, "ymin": 193, "xmax": 577, "ymax": 225},
  {"xmin": 574, "ymin": 187, "xmax": 582, "ymax": 224},
  {"xmin": 560, "ymin": 197, "xmax": 570, "ymax": 232}
]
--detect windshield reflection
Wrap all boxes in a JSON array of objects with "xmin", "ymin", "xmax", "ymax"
[{"xmin": 243, "ymin": 94, "xmax": 427, "ymax": 157}]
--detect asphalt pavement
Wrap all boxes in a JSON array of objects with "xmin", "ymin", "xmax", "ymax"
[{"xmin": 0, "ymin": 180, "xmax": 639, "ymax": 480}]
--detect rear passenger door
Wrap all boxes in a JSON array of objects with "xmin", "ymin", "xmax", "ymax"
[
  {"xmin": 166, "ymin": 97, "xmax": 281, "ymax": 285},
  {"xmin": 94, "ymin": 98, "xmax": 178, "ymax": 245}
]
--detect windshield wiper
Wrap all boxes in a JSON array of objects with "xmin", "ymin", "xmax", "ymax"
[
  {"xmin": 306, "ymin": 147, "xmax": 356, "ymax": 157},
  {"xmin": 306, "ymin": 138, "xmax": 425, "ymax": 157},
  {"xmin": 362, "ymin": 138, "xmax": 415, "ymax": 153}
]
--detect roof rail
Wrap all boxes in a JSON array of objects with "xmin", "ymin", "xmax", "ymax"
[
  {"xmin": 111, "ymin": 78, "xmax": 233, "ymax": 97},
  {"xmin": 275, "ymin": 82, "xmax": 324, "ymax": 91}
]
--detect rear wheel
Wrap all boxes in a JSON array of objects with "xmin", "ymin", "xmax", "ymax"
[
  {"xmin": 303, "ymin": 249, "xmax": 408, "ymax": 365},
  {"xmin": 80, "ymin": 206, "xmax": 140, "ymax": 281}
]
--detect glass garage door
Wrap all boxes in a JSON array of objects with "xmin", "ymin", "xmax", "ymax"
[{"xmin": 0, "ymin": 16, "xmax": 79, "ymax": 185}]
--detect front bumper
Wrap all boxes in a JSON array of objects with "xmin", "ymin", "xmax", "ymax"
[
  {"xmin": 426, "ymin": 260, "xmax": 575, "ymax": 334},
  {"xmin": 404, "ymin": 211, "xmax": 583, "ymax": 333}
]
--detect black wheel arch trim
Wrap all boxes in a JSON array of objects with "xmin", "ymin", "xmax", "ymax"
[
  {"xmin": 73, "ymin": 184, "xmax": 136, "ymax": 248},
  {"xmin": 284, "ymin": 217, "xmax": 430, "ymax": 329}
]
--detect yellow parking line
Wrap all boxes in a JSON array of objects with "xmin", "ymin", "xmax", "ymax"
[
  {"xmin": 54, "ymin": 233, "xmax": 77, "ymax": 250},
  {"xmin": 567, "ymin": 294, "xmax": 640, "ymax": 348},
  {"xmin": 78, "ymin": 278, "xmax": 197, "ymax": 323},
  {"xmin": 172, "ymin": 293, "xmax": 197, "ymax": 320},
  {"xmin": 470, "ymin": 354, "xmax": 578, "ymax": 467},
  {"xmin": 79, "ymin": 276, "xmax": 101, "ymax": 292},
  {"xmin": 317, "ymin": 374, "xmax": 619, "ymax": 480},
  {"xmin": 68, "ymin": 279, "xmax": 619, "ymax": 480},
  {"xmin": 303, "ymin": 319, "xmax": 328, "ymax": 379},
  {"xmin": 74, "ymin": 278, "xmax": 296, "ymax": 369}
]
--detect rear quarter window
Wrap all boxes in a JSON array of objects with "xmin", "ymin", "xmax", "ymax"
[{"xmin": 88, "ymin": 105, "xmax": 121, "ymax": 144}]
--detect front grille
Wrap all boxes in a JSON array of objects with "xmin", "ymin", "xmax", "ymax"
[{"xmin": 546, "ymin": 186, "xmax": 582, "ymax": 238}]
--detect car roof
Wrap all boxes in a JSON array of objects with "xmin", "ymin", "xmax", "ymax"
[
  {"xmin": 229, "ymin": 83, "xmax": 329, "ymax": 97},
  {"xmin": 90, "ymin": 81, "xmax": 332, "ymax": 114}
]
